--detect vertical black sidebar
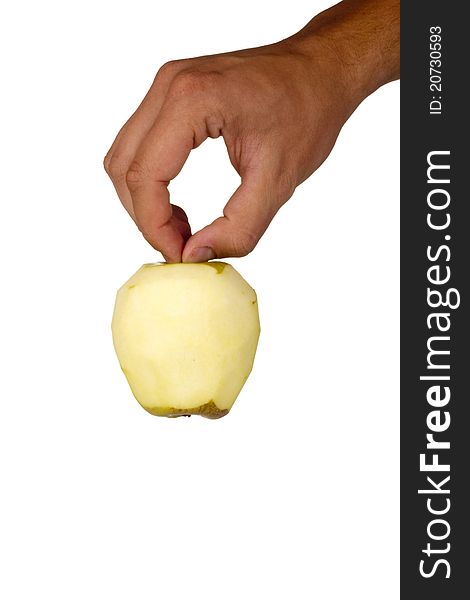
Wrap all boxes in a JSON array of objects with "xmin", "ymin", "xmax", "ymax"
[{"xmin": 401, "ymin": 3, "xmax": 469, "ymax": 598}]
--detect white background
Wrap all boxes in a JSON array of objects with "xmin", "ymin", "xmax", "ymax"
[{"xmin": 0, "ymin": 1, "xmax": 399, "ymax": 598}]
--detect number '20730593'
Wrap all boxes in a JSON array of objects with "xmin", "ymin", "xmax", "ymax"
[{"xmin": 429, "ymin": 26, "xmax": 442, "ymax": 115}]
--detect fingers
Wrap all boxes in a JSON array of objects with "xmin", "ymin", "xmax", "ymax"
[
  {"xmin": 171, "ymin": 204, "xmax": 192, "ymax": 242},
  {"xmin": 105, "ymin": 65, "xmax": 222, "ymax": 262},
  {"xmin": 104, "ymin": 97, "xmax": 162, "ymax": 221},
  {"xmin": 182, "ymin": 167, "xmax": 294, "ymax": 262},
  {"xmin": 104, "ymin": 61, "xmax": 185, "ymax": 220},
  {"xmin": 125, "ymin": 101, "xmax": 203, "ymax": 262}
]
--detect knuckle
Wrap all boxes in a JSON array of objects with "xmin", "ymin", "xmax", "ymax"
[
  {"xmin": 169, "ymin": 69, "xmax": 220, "ymax": 98},
  {"xmin": 105, "ymin": 153, "xmax": 129, "ymax": 181},
  {"xmin": 232, "ymin": 228, "xmax": 258, "ymax": 257},
  {"xmin": 125, "ymin": 160, "xmax": 146, "ymax": 189},
  {"xmin": 278, "ymin": 171, "xmax": 297, "ymax": 200},
  {"xmin": 155, "ymin": 59, "xmax": 185, "ymax": 82},
  {"xmin": 103, "ymin": 152, "xmax": 112, "ymax": 175}
]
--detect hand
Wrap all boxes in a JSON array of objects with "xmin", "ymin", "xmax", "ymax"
[{"xmin": 104, "ymin": 0, "xmax": 399, "ymax": 262}]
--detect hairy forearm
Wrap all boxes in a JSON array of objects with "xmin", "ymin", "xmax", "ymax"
[{"xmin": 289, "ymin": 0, "xmax": 400, "ymax": 108}]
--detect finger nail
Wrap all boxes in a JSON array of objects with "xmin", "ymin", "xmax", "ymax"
[{"xmin": 187, "ymin": 246, "xmax": 216, "ymax": 263}]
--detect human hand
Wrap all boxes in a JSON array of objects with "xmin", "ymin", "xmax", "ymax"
[{"xmin": 104, "ymin": 0, "xmax": 399, "ymax": 262}]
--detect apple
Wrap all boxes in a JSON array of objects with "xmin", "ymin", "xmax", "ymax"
[{"xmin": 112, "ymin": 262, "xmax": 260, "ymax": 418}]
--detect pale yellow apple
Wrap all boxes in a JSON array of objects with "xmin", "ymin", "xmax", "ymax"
[{"xmin": 111, "ymin": 262, "xmax": 260, "ymax": 418}]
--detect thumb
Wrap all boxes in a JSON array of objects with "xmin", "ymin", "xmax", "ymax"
[{"xmin": 182, "ymin": 170, "xmax": 292, "ymax": 262}]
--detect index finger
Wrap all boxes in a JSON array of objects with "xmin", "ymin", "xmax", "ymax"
[{"xmin": 125, "ymin": 104, "xmax": 198, "ymax": 262}]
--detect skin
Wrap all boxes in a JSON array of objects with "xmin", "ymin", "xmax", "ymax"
[{"xmin": 104, "ymin": 0, "xmax": 399, "ymax": 263}]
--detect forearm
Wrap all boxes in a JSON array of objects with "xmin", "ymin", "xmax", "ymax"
[{"xmin": 288, "ymin": 0, "xmax": 400, "ymax": 110}]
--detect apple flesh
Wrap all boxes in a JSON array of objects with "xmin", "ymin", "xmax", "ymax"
[{"xmin": 112, "ymin": 262, "xmax": 260, "ymax": 418}]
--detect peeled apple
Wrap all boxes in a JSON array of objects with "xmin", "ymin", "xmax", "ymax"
[{"xmin": 111, "ymin": 262, "xmax": 260, "ymax": 418}]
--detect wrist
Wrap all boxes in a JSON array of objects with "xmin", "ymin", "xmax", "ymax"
[{"xmin": 285, "ymin": 0, "xmax": 399, "ymax": 112}]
